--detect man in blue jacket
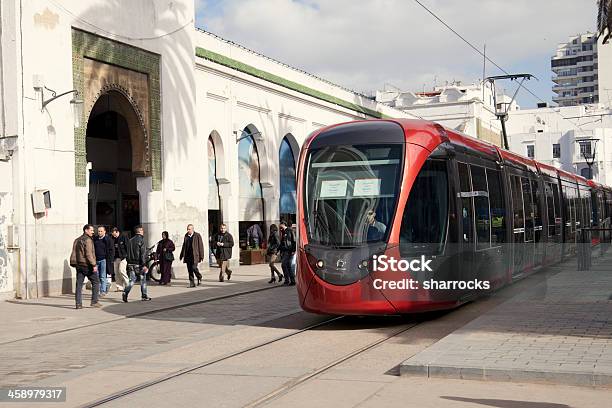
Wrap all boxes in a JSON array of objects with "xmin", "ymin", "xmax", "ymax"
[{"xmin": 94, "ymin": 226, "xmax": 114, "ymax": 296}]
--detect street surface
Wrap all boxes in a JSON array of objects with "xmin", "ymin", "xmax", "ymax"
[{"xmin": 0, "ymin": 261, "xmax": 610, "ymax": 407}]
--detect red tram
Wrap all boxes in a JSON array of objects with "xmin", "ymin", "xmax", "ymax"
[{"xmin": 296, "ymin": 119, "xmax": 612, "ymax": 315}]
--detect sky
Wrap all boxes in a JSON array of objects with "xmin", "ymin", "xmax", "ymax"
[{"xmin": 195, "ymin": 0, "xmax": 596, "ymax": 108}]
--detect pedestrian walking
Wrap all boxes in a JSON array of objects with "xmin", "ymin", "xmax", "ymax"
[
  {"xmin": 267, "ymin": 224, "xmax": 283, "ymax": 284},
  {"xmin": 111, "ymin": 227, "xmax": 129, "ymax": 291},
  {"xmin": 279, "ymin": 221, "xmax": 296, "ymax": 286},
  {"xmin": 70, "ymin": 224, "xmax": 102, "ymax": 309},
  {"xmin": 94, "ymin": 226, "xmax": 114, "ymax": 296},
  {"xmin": 179, "ymin": 224, "xmax": 204, "ymax": 287},
  {"xmin": 215, "ymin": 224, "xmax": 234, "ymax": 282},
  {"xmin": 156, "ymin": 231, "xmax": 175, "ymax": 285},
  {"xmin": 122, "ymin": 225, "xmax": 152, "ymax": 302}
]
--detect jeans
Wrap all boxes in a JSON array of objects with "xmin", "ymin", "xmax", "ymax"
[
  {"xmin": 113, "ymin": 258, "xmax": 128, "ymax": 289},
  {"xmin": 97, "ymin": 259, "xmax": 107, "ymax": 293},
  {"xmin": 281, "ymin": 252, "xmax": 295, "ymax": 284},
  {"xmin": 76, "ymin": 265, "xmax": 100, "ymax": 306},
  {"xmin": 124, "ymin": 264, "xmax": 148, "ymax": 299}
]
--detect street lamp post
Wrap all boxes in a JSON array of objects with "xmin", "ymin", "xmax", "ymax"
[{"xmin": 576, "ymin": 138, "xmax": 599, "ymax": 179}]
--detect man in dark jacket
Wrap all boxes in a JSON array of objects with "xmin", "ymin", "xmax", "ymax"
[
  {"xmin": 279, "ymin": 221, "xmax": 296, "ymax": 286},
  {"xmin": 111, "ymin": 227, "xmax": 129, "ymax": 291},
  {"xmin": 122, "ymin": 225, "xmax": 151, "ymax": 302},
  {"xmin": 179, "ymin": 224, "xmax": 204, "ymax": 287},
  {"xmin": 94, "ymin": 226, "xmax": 114, "ymax": 296},
  {"xmin": 215, "ymin": 223, "xmax": 234, "ymax": 282},
  {"xmin": 70, "ymin": 224, "xmax": 101, "ymax": 309}
]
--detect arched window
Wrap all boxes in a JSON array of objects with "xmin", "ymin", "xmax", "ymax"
[
  {"xmin": 238, "ymin": 128, "xmax": 264, "ymax": 248},
  {"xmin": 279, "ymin": 136, "xmax": 297, "ymax": 225},
  {"xmin": 208, "ymin": 137, "xmax": 220, "ymax": 210},
  {"xmin": 580, "ymin": 167, "xmax": 592, "ymax": 179}
]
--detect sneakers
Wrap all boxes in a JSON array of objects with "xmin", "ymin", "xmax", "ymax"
[
  {"xmin": 122, "ymin": 293, "xmax": 128, "ymax": 303},
  {"xmin": 289, "ymin": 282, "xmax": 296, "ymax": 286},
  {"xmin": 75, "ymin": 304, "xmax": 83, "ymax": 310},
  {"xmin": 268, "ymin": 278, "xmax": 276, "ymax": 284},
  {"xmin": 189, "ymin": 282, "xmax": 196, "ymax": 288},
  {"xmin": 197, "ymin": 278, "xmax": 202, "ymax": 286},
  {"xmin": 141, "ymin": 296, "xmax": 152, "ymax": 301},
  {"xmin": 98, "ymin": 292, "xmax": 106, "ymax": 298},
  {"xmin": 226, "ymin": 269, "xmax": 232, "ymax": 281},
  {"xmin": 91, "ymin": 303, "xmax": 103, "ymax": 308}
]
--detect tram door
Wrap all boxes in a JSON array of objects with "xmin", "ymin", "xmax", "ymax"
[
  {"xmin": 510, "ymin": 175, "xmax": 525, "ymax": 278},
  {"xmin": 458, "ymin": 163, "xmax": 475, "ymax": 286},
  {"xmin": 531, "ymin": 179, "xmax": 544, "ymax": 267},
  {"xmin": 521, "ymin": 177, "xmax": 535, "ymax": 270}
]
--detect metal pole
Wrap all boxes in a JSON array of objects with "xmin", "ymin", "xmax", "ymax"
[{"xmin": 500, "ymin": 116, "xmax": 509, "ymax": 150}]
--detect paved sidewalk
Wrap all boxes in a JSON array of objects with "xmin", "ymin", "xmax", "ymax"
[
  {"xmin": 0, "ymin": 263, "xmax": 276, "ymax": 345},
  {"xmin": 400, "ymin": 249, "xmax": 612, "ymax": 387}
]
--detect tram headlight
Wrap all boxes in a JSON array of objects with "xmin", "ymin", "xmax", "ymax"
[
  {"xmin": 358, "ymin": 259, "xmax": 369, "ymax": 270},
  {"xmin": 316, "ymin": 260, "xmax": 325, "ymax": 269}
]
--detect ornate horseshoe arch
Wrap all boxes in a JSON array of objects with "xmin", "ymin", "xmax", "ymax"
[{"xmin": 87, "ymin": 84, "xmax": 151, "ymax": 176}]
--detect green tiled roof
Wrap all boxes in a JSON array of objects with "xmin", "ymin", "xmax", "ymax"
[{"xmin": 196, "ymin": 47, "xmax": 386, "ymax": 119}]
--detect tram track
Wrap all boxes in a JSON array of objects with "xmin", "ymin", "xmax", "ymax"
[
  {"xmin": 80, "ymin": 315, "xmax": 345, "ymax": 408},
  {"xmin": 243, "ymin": 321, "xmax": 419, "ymax": 408},
  {"xmin": 0, "ymin": 283, "xmax": 283, "ymax": 346},
  {"xmin": 81, "ymin": 316, "xmax": 421, "ymax": 408}
]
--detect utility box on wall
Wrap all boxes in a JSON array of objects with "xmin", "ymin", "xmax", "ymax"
[
  {"xmin": 32, "ymin": 190, "xmax": 51, "ymax": 214},
  {"xmin": 7, "ymin": 225, "xmax": 19, "ymax": 249}
]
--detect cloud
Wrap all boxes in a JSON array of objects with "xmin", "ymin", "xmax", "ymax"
[{"xmin": 196, "ymin": 0, "xmax": 596, "ymax": 106}]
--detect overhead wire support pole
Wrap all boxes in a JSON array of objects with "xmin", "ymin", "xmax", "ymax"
[{"xmin": 485, "ymin": 74, "xmax": 535, "ymax": 150}]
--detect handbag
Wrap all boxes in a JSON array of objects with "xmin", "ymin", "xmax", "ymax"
[{"xmin": 164, "ymin": 251, "xmax": 175, "ymax": 262}]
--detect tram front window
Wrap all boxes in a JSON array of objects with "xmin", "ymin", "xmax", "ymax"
[{"xmin": 304, "ymin": 144, "xmax": 403, "ymax": 247}]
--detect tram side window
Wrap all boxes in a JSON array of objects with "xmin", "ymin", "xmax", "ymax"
[
  {"xmin": 531, "ymin": 179, "xmax": 542, "ymax": 229},
  {"xmin": 545, "ymin": 183, "xmax": 556, "ymax": 237},
  {"xmin": 592, "ymin": 192, "xmax": 599, "ymax": 227},
  {"xmin": 511, "ymin": 175, "xmax": 525, "ymax": 231},
  {"xmin": 399, "ymin": 160, "xmax": 449, "ymax": 255},
  {"xmin": 458, "ymin": 163, "xmax": 474, "ymax": 244},
  {"xmin": 552, "ymin": 183, "xmax": 561, "ymax": 235},
  {"xmin": 521, "ymin": 177, "xmax": 534, "ymax": 242},
  {"xmin": 487, "ymin": 168, "xmax": 506, "ymax": 244},
  {"xmin": 562, "ymin": 185, "xmax": 570, "ymax": 230},
  {"xmin": 471, "ymin": 165, "xmax": 491, "ymax": 250}
]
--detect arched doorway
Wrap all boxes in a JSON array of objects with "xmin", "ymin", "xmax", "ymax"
[
  {"xmin": 279, "ymin": 135, "xmax": 298, "ymax": 226},
  {"xmin": 86, "ymin": 91, "xmax": 146, "ymax": 234},
  {"xmin": 238, "ymin": 126, "xmax": 264, "ymax": 249}
]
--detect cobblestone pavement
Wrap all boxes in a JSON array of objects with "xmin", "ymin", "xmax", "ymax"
[
  {"xmin": 1, "ymin": 256, "xmax": 611, "ymax": 407},
  {"xmin": 400, "ymin": 249, "xmax": 612, "ymax": 386}
]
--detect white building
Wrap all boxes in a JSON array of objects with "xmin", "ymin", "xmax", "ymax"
[
  {"xmin": 506, "ymin": 104, "xmax": 612, "ymax": 185},
  {"xmin": 551, "ymin": 33, "xmax": 599, "ymax": 107},
  {"xmin": 376, "ymin": 82, "xmax": 519, "ymax": 147},
  {"xmin": 0, "ymin": 0, "xmax": 411, "ymax": 299}
]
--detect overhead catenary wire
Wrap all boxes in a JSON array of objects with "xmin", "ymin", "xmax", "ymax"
[{"xmin": 411, "ymin": 0, "xmax": 590, "ymax": 133}]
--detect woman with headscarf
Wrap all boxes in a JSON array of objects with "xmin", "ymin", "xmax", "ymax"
[
  {"xmin": 156, "ymin": 231, "xmax": 175, "ymax": 285},
  {"xmin": 267, "ymin": 224, "xmax": 283, "ymax": 283}
]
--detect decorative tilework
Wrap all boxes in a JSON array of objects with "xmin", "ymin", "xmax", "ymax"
[{"xmin": 72, "ymin": 29, "xmax": 162, "ymax": 190}]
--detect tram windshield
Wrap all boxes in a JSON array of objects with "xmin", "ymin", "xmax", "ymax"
[{"xmin": 304, "ymin": 144, "xmax": 403, "ymax": 247}]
